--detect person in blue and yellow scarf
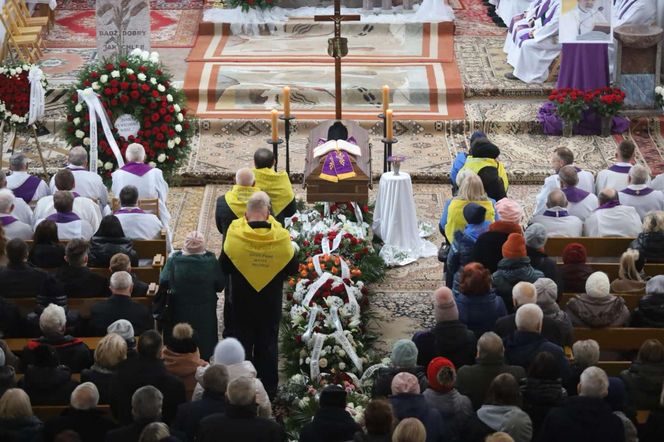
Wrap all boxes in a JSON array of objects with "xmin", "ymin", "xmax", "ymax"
[
  {"xmin": 220, "ymin": 191, "xmax": 298, "ymax": 399},
  {"xmin": 253, "ymin": 148, "xmax": 296, "ymax": 225},
  {"xmin": 459, "ymin": 136, "xmax": 509, "ymax": 202}
]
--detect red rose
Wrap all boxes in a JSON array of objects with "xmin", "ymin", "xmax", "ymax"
[
  {"xmin": 120, "ymin": 95, "xmax": 129, "ymax": 104},
  {"xmin": 140, "ymin": 98, "xmax": 147, "ymax": 104},
  {"xmin": 159, "ymin": 108, "xmax": 166, "ymax": 115},
  {"xmin": 139, "ymin": 66, "xmax": 147, "ymax": 73},
  {"xmin": 120, "ymin": 62, "xmax": 128, "ymax": 69},
  {"xmin": 149, "ymin": 102, "xmax": 158, "ymax": 110},
  {"xmin": 110, "ymin": 79, "xmax": 119, "ymax": 88},
  {"xmin": 110, "ymin": 99, "xmax": 118, "ymax": 106},
  {"xmin": 167, "ymin": 129, "xmax": 175, "ymax": 137},
  {"xmin": 155, "ymin": 69, "xmax": 162, "ymax": 76},
  {"xmin": 104, "ymin": 88, "xmax": 113, "ymax": 96},
  {"xmin": 130, "ymin": 90, "xmax": 140, "ymax": 99},
  {"xmin": 128, "ymin": 74, "xmax": 137, "ymax": 81},
  {"xmin": 120, "ymin": 82, "xmax": 129, "ymax": 90},
  {"xmin": 90, "ymin": 71, "xmax": 99, "ymax": 78},
  {"xmin": 151, "ymin": 113, "xmax": 160, "ymax": 122},
  {"xmin": 164, "ymin": 115, "xmax": 172, "ymax": 123},
  {"xmin": 83, "ymin": 80, "xmax": 91, "ymax": 87},
  {"xmin": 143, "ymin": 121, "xmax": 151, "ymax": 128},
  {"xmin": 112, "ymin": 88, "xmax": 119, "ymax": 94},
  {"xmin": 141, "ymin": 84, "xmax": 150, "ymax": 92},
  {"xmin": 106, "ymin": 63, "xmax": 114, "ymax": 70},
  {"xmin": 156, "ymin": 133, "xmax": 164, "ymax": 141},
  {"xmin": 131, "ymin": 83, "xmax": 138, "ymax": 90},
  {"xmin": 151, "ymin": 90, "xmax": 159, "ymax": 98},
  {"xmin": 144, "ymin": 129, "xmax": 152, "ymax": 137}
]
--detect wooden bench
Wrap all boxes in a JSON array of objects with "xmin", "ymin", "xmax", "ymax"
[
  {"xmin": 555, "ymin": 262, "xmax": 664, "ymax": 281},
  {"xmin": 571, "ymin": 328, "xmax": 664, "ymax": 351},
  {"xmin": 32, "ymin": 404, "xmax": 111, "ymax": 421},
  {"xmin": 88, "ymin": 258, "xmax": 164, "ymax": 284},
  {"xmin": 596, "ymin": 361, "xmax": 631, "ymax": 376},
  {"xmin": 16, "ymin": 373, "xmax": 81, "ymax": 382},
  {"xmin": 6, "ymin": 336, "xmax": 105, "ymax": 353},
  {"xmin": 545, "ymin": 237, "xmax": 635, "ymax": 257},
  {"xmin": 8, "ymin": 295, "xmax": 155, "ymax": 318},
  {"xmin": 560, "ymin": 292, "xmax": 642, "ymax": 311}
]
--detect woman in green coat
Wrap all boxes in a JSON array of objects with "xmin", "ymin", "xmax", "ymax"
[{"xmin": 159, "ymin": 231, "xmax": 224, "ymax": 360}]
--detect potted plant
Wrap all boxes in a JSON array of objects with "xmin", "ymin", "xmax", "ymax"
[
  {"xmin": 548, "ymin": 88, "xmax": 588, "ymax": 137},
  {"xmin": 593, "ymin": 87, "xmax": 625, "ymax": 137}
]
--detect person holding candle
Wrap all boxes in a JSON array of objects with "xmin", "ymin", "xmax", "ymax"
[{"xmin": 252, "ymin": 148, "xmax": 296, "ymax": 226}]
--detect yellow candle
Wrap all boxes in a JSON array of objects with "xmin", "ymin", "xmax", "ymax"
[
  {"xmin": 271, "ymin": 109, "xmax": 279, "ymax": 141},
  {"xmin": 386, "ymin": 109, "xmax": 394, "ymax": 140},
  {"xmin": 283, "ymin": 86, "xmax": 291, "ymax": 118},
  {"xmin": 382, "ymin": 85, "xmax": 390, "ymax": 113}
]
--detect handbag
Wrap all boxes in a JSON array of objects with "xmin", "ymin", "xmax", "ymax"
[
  {"xmin": 153, "ymin": 257, "xmax": 176, "ymax": 326},
  {"xmin": 438, "ymin": 242, "xmax": 450, "ymax": 263}
]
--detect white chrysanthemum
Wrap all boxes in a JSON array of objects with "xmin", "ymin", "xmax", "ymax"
[
  {"xmin": 9, "ymin": 69, "xmax": 15, "ymax": 76},
  {"xmin": 167, "ymin": 139, "xmax": 175, "ymax": 149},
  {"xmin": 15, "ymin": 68, "xmax": 22, "ymax": 74},
  {"xmin": 75, "ymin": 104, "xmax": 83, "ymax": 112},
  {"xmin": 150, "ymin": 51, "xmax": 160, "ymax": 61},
  {"xmin": 83, "ymin": 137, "xmax": 90, "ymax": 146},
  {"xmin": 99, "ymin": 74, "xmax": 108, "ymax": 84},
  {"xmin": 174, "ymin": 124, "xmax": 182, "ymax": 133},
  {"xmin": 656, "ymin": 86, "xmax": 663, "ymax": 94},
  {"xmin": 157, "ymin": 84, "xmax": 165, "ymax": 92},
  {"xmin": 141, "ymin": 51, "xmax": 150, "ymax": 61},
  {"xmin": 174, "ymin": 137, "xmax": 182, "ymax": 145},
  {"xmin": 92, "ymin": 82, "xmax": 100, "ymax": 90},
  {"xmin": 75, "ymin": 130, "xmax": 85, "ymax": 139},
  {"xmin": 338, "ymin": 362, "xmax": 346, "ymax": 370},
  {"xmin": 176, "ymin": 113, "xmax": 184, "ymax": 122},
  {"xmin": 111, "ymin": 70, "xmax": 120, "ymax": 78},
  {"xmin": 104, "ymin": 162, "xmax": 114, "ymax": 170},
  {"xmin": 150, "ymin": 77, "xmax": 157, "ymax": 85},
  {"xmin": 167, "ymin": 94, "xmax": 173, "ymax": 103},
  {"xmin": 173, "ymin": 104, "xmax": 180, "ymax": 112},
  {"xmin": 148, "ymin": 161, "xmax": 157, "ymax": 168},
  {"xmin": 137, "ymin": 73, "xmax": 147, "ymax": 81},
  {"xmin": 157, "ymin": 153, "xmax": 166, "ymax": 163},
  {"xmin": 130, "ymin": 48, "xmax": 143, "ymax": 57},
  {"xmin": 126, "ymin": 68, "xmax": 134, "ymax": 75}
]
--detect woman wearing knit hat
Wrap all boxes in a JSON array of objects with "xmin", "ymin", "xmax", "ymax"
[
  {"xmin": 373, "ymin": 340, "xmax": 428, "ymax": 398},
  {"xmin": 162, "ymin": 323, "xmax": 208, "ymax": 400},
  {"xmin": 610, "ymin": 249, "xmax": 646, "ymax": 295},
  {"xmin": 630, "ymin": 275, "xmax": 664, "ymax": 328},
  {"xmin": 524, "ymin": 224, "xmax": 560, "ymax": 297},
  {"xmin": 534, "ymin": 278, "xmax": 573, "ymax": 346},
  {"xmin": 557, "ymin": 244, "xmax": 593, "ymax": 294},
  {"xmin": 158, "ymin": 231, "xmax": 225, "ymax": 360},
  {"xmin": 492, "ymin": 233, "xmax": 545, "ymax": 314},
  {"xmin": 564, "ymin": 272, "xmax": 630, "ymax": 328},
  {"xmin": 389, "ymin": 372, "xmax": 448, "ymax": 442},
  {"xmin": 422, "ymin": 357, "xmax": 473, "ymax": 442}
]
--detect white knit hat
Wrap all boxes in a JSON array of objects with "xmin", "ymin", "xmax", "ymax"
[
  {"xmin": 213, "ymin": 338, "xmax": 245, "ymax": 365},
  {"xmin": 585, "ymin": 272, "xmax": 610, "ymax": 298},
  {"xmin": 107, "ymin": 319, "xmax": 135, "ymax": 342}
]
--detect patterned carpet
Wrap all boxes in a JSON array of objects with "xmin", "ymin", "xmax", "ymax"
[{"xmin": 56, "ymin": 0, "xmax": 206, "ymax": 9}]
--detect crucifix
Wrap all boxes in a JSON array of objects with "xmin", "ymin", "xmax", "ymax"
[{"xmin": 314, "ymin": 1, "xmax": 361, "ymax": 120}]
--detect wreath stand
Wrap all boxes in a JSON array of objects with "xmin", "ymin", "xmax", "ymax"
[{"xmin": 0, "ymin": 120, "xmax": 49, "ymax": 176}]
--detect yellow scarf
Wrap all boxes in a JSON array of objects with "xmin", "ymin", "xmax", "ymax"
[
  {"xmin": 225, "ymin": 185, "xmax": 261, "ymax": 219},
  {"xmin": 444, "ymin": 199, "xmax": 495, "ymax": 241},
  {"xmin": 461, "ymin": 157, "xmax": 509, "ymax": 191},
  {"xmin": 252, "ymin": 168, "xmax": 295, "ymax": 216},
  {"xmin": 223, "ymin": 215, "xmax": 294, "ymax": 292}
]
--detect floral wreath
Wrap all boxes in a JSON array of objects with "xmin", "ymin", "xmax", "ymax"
[
  {"xmin": 63, "ymin": 49, "xmax": 193, "ymax": 180},
  {"xmin": 0, "ymin": 63, "xmax": 47, "ymax": 127}
]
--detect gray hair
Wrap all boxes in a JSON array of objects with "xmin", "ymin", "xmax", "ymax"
[
  {"xmin": 235, "ymin": 168, "xmax": 255, "ymax": 187},
  {"xmin": 203, "ymin": 364, "xmax": 230, "ymax": 395},
  {"xmin": 70, "ymin": 382, "xmax": 99, "ymax": 410},
  {"xmin": 643, "ymin": 211, "xmax": 664, "ymax": 234},
  {"xmin": 477, "ymin": 331, "xmax": 504, "ymax": 359},
  {"xmin": 572, "ymin": 339, "xmax": 600, "ymax": 367},
  {"xmin": 629, "ymin": 165, "xmax": 649, "ymax": 185},
  {"xmin": 558, "ymin": 165, "xmax": 579, "ymax": 187},
  {"xmin": 512, "ymin": 282, "xmax": 537, "ymax": 308},
  {"xmin": 579, "ymin": 366, "xmax": 609, "ymax": 398},
  {"xmin": 68, "ymin": 146, "xmax": 88, "ymax": 167},
  {"xmin": 0, "ymin": 171, "xmax": 6, "ymax": 188},
  {"xmin": 40, "ymin": 304, "xmax": 66, "ymax": 336},
  {"xmin": 9, "ymin": 153, "xmax": 27, "ymax": 171},
  {"xmin": 132, "ymin": 386, "xmax": 163, "ymax": 420},
  {"xmin": 138, "ymin": 422, "xmax": 170, "ymax": 442},
  {"xmin": 126, "ymin": 143, "xmax": 146, "ymax": 163},
  {"xmin": 246, "ymin": 191, "xmax": 270, "ymax": 215},
  {"xmin": 226, "ymin": 377, "xmax": 257, "ymax": 407},
  {"xmin": 110, "ymin": 271, "xmax": 133, "ymax": 292},
  {"xmin": 546, "ymin": 189, "xmax": 567, "ymax": 208},
  {"xmin": 515, "ymin": 304, "xmax": 543, "ymax": 332},
  {"xmin": 0, "ymin": 189, "xmax": 15, "ymax": 214}
]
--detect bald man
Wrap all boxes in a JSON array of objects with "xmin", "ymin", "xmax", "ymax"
[
  {"xmin": 412, "ymin": 286, "xmax": 477, "ymax": 369},
  {"xmin": 530, "ymin": 189, "xmax": 583, "ymax": 237},
  {"xmin": 50, "ymin": 146, "xmax": 109, "ymax": 209},
  {"xmin": 618, "ymin": 165, "xmax": 664, "ymax": 220},
  {"xmin": 215, "ymin": 168, "xmax": 260, "ymax": 240},
  {"xmin": 583, "ymin": 189, "xmax": 641, "ymax": 237}
]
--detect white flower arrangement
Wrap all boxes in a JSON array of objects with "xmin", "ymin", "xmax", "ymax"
[{"xmin": 0, "ymin": 63, "xmax": 48, "ymax": 127}]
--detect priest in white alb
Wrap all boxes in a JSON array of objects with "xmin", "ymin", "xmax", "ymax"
[
  {"xmin": 530, "ymin": 189, "xmax": 584, "ymax": 237},
  {"xmin": 497, "ymin": 0, "xmax": 540, "ymax": 30},
  {"xmin": 0, "ymin": 189, "xmax": 33, "ymax": 240},
  {"xmin": 559, "ymin": 165, "xmax": 599, "ymax": 221},
  {"xmin": 504, "ymin": 0, "xmax": 548, "ymax": 56},
  {"xmin": 111, "ymin": 143, "xmax": 171, "ymax": 229},
  {"xmin": 0, "ymin": 172, "xmax": 34, "ymax": 226},
  {"xmin": 583, "ymin": 188, "xmax": 642, "ymax": 237},
  {"xmin": 33, "ymin": 169, "xmax": 102, "ymax": 231},
  {"xmin": 114, "ymin": 185, "xmax": 164, "ymax": 240},
  {"xmin": 49, "ymin": 146, "xmax": 109, "ymax": 211},
  {"xmin": 35, "ymin": 191, "xmax": 94, "ymax": 240},
  {"xmin": 6, "ymin": 153, "xmax": 50, "ymax": 205},
  {"xmin": 595, "ymin": 140, "xmax": 638, "ymax": 194},
  {"xmin": 618, "ymin": 165, "xmax": 664, "ymax": 220}
]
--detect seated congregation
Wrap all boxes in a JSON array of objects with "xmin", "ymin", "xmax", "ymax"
[{"xmin": 2, "ymin": 132, "xmax": 664, "ymax": 442}]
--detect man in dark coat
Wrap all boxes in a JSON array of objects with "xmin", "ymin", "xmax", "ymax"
[
  {"xmin": 412, "ymin": 287, "xmax": 477, "ymax": 369},
  {"xmin": 44, "ymin": 382, "xmax": 117, "ymax": 442},
  {"xmin": 503, "ymin": 304, "xmax": 569, "ymax": 376},
  {"xmin": 197, "ymin": 377, "xmax": 286, "ymax": 442},
  {"xmin": 538, "ymin": 367, "xmax": 625, "ymax": 442},
  {"xmin": 460, "ymin": 137, "xmax": 508, "ymax": 201},
  {"xmin": 106, "ymin": 385, "xmax": 168, "ymax": 442},
  {"xmin": 0, "ymin": 296, "xmax": 22, "ymax": 338},
  {"xmin": 109, "ymin": 330, "xmax": 186, "ymax": 425},
  {"xmin": 494, "ymin": 281, "xmax": 564, "ymax": 346},
  {"xmin": 456, "ymin": 331, "xmax": 526, "ymax": 409},
  {"xmin": 220, "ymin": 192, "xmax": 298, "ymax": 398},
  {"xmin": 173, "ymin": 365, "xmax": 229, "ymax": 441},
  {"xmin": 300, "ymin": 385, "xmax": 361, "ymax": 442},
  {"xmin": 88, "ymin": 271, "xmax": 152, "ymax": 336},
  {"xmin": 55, "ymin": 239, "xmax": 110, "ymax": 297},
  {"xmin": 472, "ymin": 221, "xmax": 522, "ymax": 273}
]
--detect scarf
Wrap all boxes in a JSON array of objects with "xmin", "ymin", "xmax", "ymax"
[
  {"xmin": 224, "ymin": 185, "xmax": 261, "ymax": 219},
  {"xmin": 223, "ymin": 215, "xmax": 294, "ymax": 292},
  {"xmin": 252, "ymin": 167, "xmax": 295, "ymax": 216}
]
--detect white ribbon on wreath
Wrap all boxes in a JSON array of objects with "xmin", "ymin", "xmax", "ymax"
[
  {"xmin": 27, "ymin": 66, "xmax": 45, "ymax": 126},
  {"xmin": 312, "ymin": 234, "xmax": 351, "ymax": 280},
  {"xmin": 76, "ymin": 88, "xmax": 125, "ymax": 173}
]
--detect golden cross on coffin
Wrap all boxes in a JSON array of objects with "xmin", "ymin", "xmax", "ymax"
[{"xmin": 314, "ymin": 0, "xmax": 361, "ymax": 120}]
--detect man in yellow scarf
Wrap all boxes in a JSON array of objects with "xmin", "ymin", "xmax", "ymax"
[
  {"xmin": 220, "ymin": 191, "xmax": 298, "ymax": 398},
  {"xmin": 253, "ymin": 148, "xmax": 296, "ymax": 225}
]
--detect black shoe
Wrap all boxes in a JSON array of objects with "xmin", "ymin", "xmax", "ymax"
[{"xmin": 504, "ymin": 72, "xmax": 518, "ymax": 80}]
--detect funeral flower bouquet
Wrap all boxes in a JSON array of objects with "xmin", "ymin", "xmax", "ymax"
[
  {"xmin": 593, "ymin": 87, "xmax": 625, "ymax": 117},
  {"xmin": 548, "ymin": 88, "xmax": 588, "ymax": 124},
  {"xmin": 0, "ymin": 63, "xmax": 47, "ymax": 127},
  {"xmin": 229, "ymin": 0, "xmax": 276, "ymax": 12},
  {"xmin": 63, "ymin": 49, "xmax": 194, "ymax": 181}
]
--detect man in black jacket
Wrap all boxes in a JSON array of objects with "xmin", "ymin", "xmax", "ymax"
[
  {"xmin": 173, "ymin": 365, "xmax": 229, "ymax": 440},
  {"xmin": 55, "ymin": 239, "xmax": 110, "ymax": 297},
  {"xmin": 538, "ymin": 367, "xmax": 625, "ymax": 442},
  {"xmin": 105, "ymin": 385, "xmax": 163, "ymax": 442},
  {"xmin": 197, "ymin": 376, "xmax": 285, "ymax": 442},
  {"xmin": 109, "ymin": 330, "xmax": 186, "ymax": 425},
  {"xmin": 220, "ymin": 192, "xmax": 298, "ymax": 398},
  {"xmin": 88, "ymin": 271, "xmax": 152, "ymax": 336},
  {"xmin": 109, "ymin": 253, "xmax": 149, "ymax": 297},
  {"xmin": 44, "ymin": 382, "xmax": 117, "ymax": 441}
]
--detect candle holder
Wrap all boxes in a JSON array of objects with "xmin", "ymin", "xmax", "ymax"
[
  {"xmin": 266, "ymin": 138, "xmax": 284, "ymax": 171},
  {"xmin": 378, "ymin": 112, "xmax": 388, "ymax": 172},
  {"xmin": 381, "ymin": 137, "xmax": 398, "ymax": 173},
  {"xmin": 279, "ymin": 115, "xmax": 296, "ymax": 176}
]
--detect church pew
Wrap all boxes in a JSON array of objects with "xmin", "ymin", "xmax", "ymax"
[
  {"xmin": 559, "ymin": 293, "xmax": 642, "ymax": 311},
  {"xmin": 596, "ymin": 361, "xmax": 631, "ymax": 376},
  {"xmin": 7, "ymin": 296, "xmax": 154, "ymax": 318},
  {"xmin": 571, "ymin": 328, "xmax": 664, "ymax": 351},
  {"xmin": 555, "ymin": 262, "xmax": 664, "ymax": 281},
  {"xmin": 32, "ymin": 404, "xmax": 112, "ymax": 421},
  {"xmin": 544, "ymin": 237, "xmax": 635, "ymax": 257},
  {"xmin": 5, "ymin": 336, "xmax": 105, "ymax": 353},
  {"xmin": 88, "ymin": 256, "xmax": 165, "ymax": 283},
  {"xmin": 16, "ymin": 373, "xmax": 81, "ymax": 383}
]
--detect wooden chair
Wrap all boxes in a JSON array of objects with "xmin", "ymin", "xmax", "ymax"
[
  {"xmin": 111, "ymin": 197, "xmax": 161, "ymax": 219},
  {"xmin": 10, "ymin": 0, "xmax": 51, "ymax": 31},
  {"xmin": 0, "ymin": 13, "xmax": 41, "ymax": 62}
]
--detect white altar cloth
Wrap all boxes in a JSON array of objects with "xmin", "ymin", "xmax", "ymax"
[{"xmin": 372, "ymin": 171, "xmax": 438, "ymax": 266}]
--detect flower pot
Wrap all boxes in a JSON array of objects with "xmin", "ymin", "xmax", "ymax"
[
  {"xmin": 600, "ymin": 116, "xmax": 612, "ymax": 137},
  {"xmin": 562, "ymin": 119, "xmax": 574, "ymax": 137},
  {"xmin": 393, "ymin": 161, "xmax": 401, "ymax": 175}
]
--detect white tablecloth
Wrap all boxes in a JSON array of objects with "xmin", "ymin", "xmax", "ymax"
[{"xmin": 372, "ymin": 171, "xmax": 437, "ymax": 266}]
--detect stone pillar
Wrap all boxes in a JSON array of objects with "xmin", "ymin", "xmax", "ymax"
[
  {"xmin": 363, "ymin": 0, "xmax": 374, "ymax": 10},
  {"xmin": 382, "ymin": 0, "xmax": 392, "ymax": 10},
  {"xmin": 615, "ymin": 24, "xmax": 663, "ymax": 110}
]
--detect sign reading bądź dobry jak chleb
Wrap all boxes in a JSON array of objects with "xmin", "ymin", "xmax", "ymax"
[{"xmin": 96, "ymin": 0, "xmax": 151, "ymax": 59}]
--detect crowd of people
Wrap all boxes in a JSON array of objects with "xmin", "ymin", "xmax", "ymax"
[{"xmin": 1, "ymin": 129, "xmax": 664, "ymax": 442}]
